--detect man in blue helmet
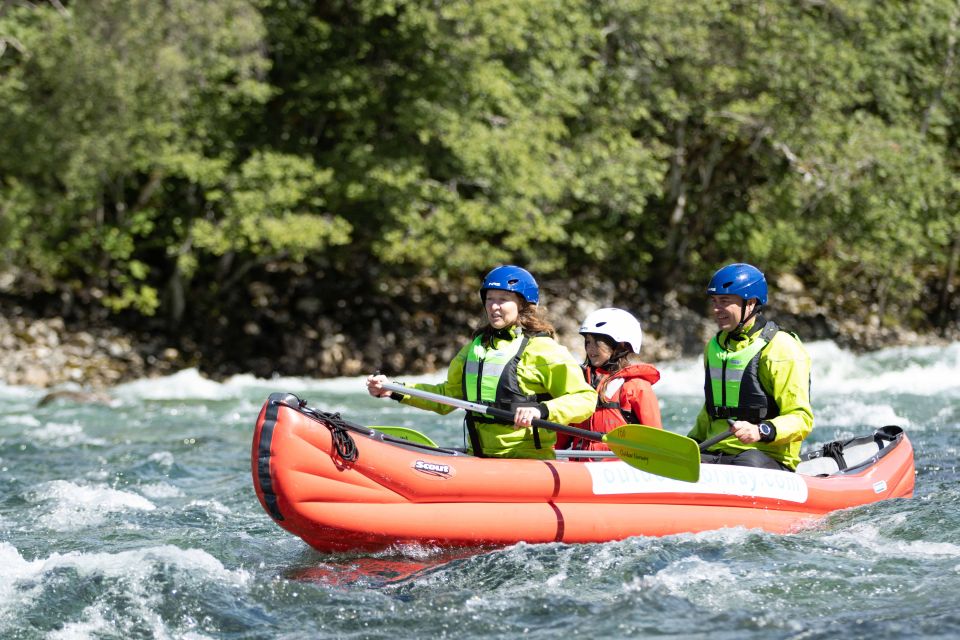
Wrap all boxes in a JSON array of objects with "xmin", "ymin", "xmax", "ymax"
[
  {"xmin": 367, "ymin": 265, "xmax": 597, "ymax": 459},
  {"xmin": 687, "ymin": 263, "xmax": 814, "ymax": 471}
]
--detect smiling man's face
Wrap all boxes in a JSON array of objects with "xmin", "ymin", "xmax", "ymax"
[{"xmin": 710, "ymin": 294, "xmax": 756, "ymax": 332}]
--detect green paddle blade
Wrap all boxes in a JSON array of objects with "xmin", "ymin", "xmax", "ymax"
[
  {"xmin": 374, "ymin": 426, "xmax": 439, "ymax": 447},
  {"xmin": 602, "ymin": 424, "xmax": 701, "ymax": 483}
]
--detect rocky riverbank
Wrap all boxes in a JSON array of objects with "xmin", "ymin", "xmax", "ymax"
[
  {"xmin": 2, "ymin": 287, "xmax": 949, "ymax": 392},
  {"xmin": 0, "ymin": 287, "xmax": 706, "ymax": 390},
  {"xmin": 0, "ymin": 312, "xmax": 183, "ymax": 390}
]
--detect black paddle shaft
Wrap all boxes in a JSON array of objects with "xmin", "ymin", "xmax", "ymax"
[
  {"xmin": 698, "ymin": 418, "xmax": 740, "ymax": 451},
  {"xmin": 481, "ymin": 404, "xmax": 605, "ymax": 443}
]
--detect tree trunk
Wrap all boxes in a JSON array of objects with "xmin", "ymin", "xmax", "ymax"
[{"xmin": 938, "ymin": 231, "xmax": 960, "ymax": 331}]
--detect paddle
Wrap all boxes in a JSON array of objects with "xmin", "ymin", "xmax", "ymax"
[
  {"xmin": 697, "ymin": 419, "xmax": 738, "ymax": 451},
  {"xmin": 380, "ymin": 382, "xmax": 701, "ymax": 482},
  {"xmin": 699, "ymin": 431, "xmax": 734, "ymax": 451},
  {"xmin": 378, "ymin": 430, "xmax": 633, "ymax": 457},
  {"xmin": 374, "ymin": 425, "xmax": 439, "ymax": 447},
  {"xmin": 554, "ymin": 449, "xmax": 617, "ymax": 459}
]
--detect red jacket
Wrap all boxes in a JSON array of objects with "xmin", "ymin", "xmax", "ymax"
[{"xmin": 556, "ymin": 362, "xmax": 662, "ymax": 452}]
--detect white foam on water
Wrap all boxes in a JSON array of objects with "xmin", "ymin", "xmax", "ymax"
[
  {"xmin": 0, "ymin": 543, "xmax": 45, "ymax": 637},
  {"xmin": 109, "ymin": 366, "xmax": 475, "ymax": 402},
  {"xmin": 544, "ymin": 570, "xmax": 567, "ymax": 589},
  {"xmin": 69, "ymin": 544, "xmax": 247, "ymax": 583},
  {"xmin": 0, "ymin": 543, "xmax": 242, "ymax": 640},
  {"xmin": 375, "ymin": 541, "xmax": 448, "ymax": 560},
  {"xmin": 112, "ymin": 367, "xmax": 377, "ymax": 401},
  {"xmin": 185, "ymin": 499, "xmax": 232, "ymax": 521},
  {"xmin": 652, "ymin": 356, "xmax": 703, "ymax": 397},
  {"xmin": 45, "ymin": 608, "xmax": 113, "ymax": 640},
  {"xmin": 654, "ymin": 340, "xmax": 960, "ymax": 399},
  {"xmin": 0, "ymin": 542, "xmax": 39, "ymax": 606},
  {"xmin": 935, "ymin": 404, "xmax": 958, "ymax": 420},
  {"xmin": 46, "ymin": 598, "xmax": 215, "ymax": 640},
  {"xmin": 138, "ymin": 482, "xmax": 185, "ymax": 499},
  {"xmin": 813, "ymin": 341, "xmax": 960, "ymax": 397},
  {"xmin": 28, "ymin": 480, "xmax": 156, "ymax": 530},
  {"xmin": 222, "ymin": 370, "xmax": 457, "ymax": 401},
  {"xmin": 97, "ymin": 340, "xmax": 960, "ymax": 405},
  {"xmin": 113, "ymin": 368, "xmax": 236, "ymax": 401},
  {"xmin": 631, "ymin": 556, "xmax": 738, "ymax": 594},
  {"xmin": 0, "ymin": 383, "xmax": 36, "ymax": 399},
  {"xmin": 32, "ymin": 422, "xmax": 108, "ymax": 447},
  {"xmin": 683, "ymin": 526, "xmax": 756, "ymax": 544},
  {"xmin": 3, "ymin": 413, "xmax": 42, "ymax": 427},
  {"xmin": 148, "ymin": 451, "xmax": 175, "ymax": 467},
  {"xmin": 222, "ymin": 371, "xmax": 369, "ymax": 394},
  {"xmin": 816, "ymin": 400, "xmax": 910, "ymax": 429},
  {"xmin": 822, "ymin": 518, "xmax": 960, "ymax": 558},
  {"xmin": 85, "ymin": 468, "xmax": 110, "ymax": 482}
]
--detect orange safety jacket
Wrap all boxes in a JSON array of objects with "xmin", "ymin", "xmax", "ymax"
[{"xmin": 557, "ymin": 362, "xmax": 662, "ymax": 452}]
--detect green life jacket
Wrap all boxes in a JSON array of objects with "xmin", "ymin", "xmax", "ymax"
[
  {"xmin": 704, "ymin": 320, "xmax": 780, "ymax": 423},
  {"xmin": 461, "ymin": 327, "xmax": 547, "ymax": 457}
]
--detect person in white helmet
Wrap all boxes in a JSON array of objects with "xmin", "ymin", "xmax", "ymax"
[{"xmin": 556, "ymin": 308, "xmax": 662, "ymax": 454}]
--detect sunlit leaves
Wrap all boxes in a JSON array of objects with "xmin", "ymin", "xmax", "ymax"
[
  {"xmin": 190, "ymin": 152, "xmax": 349, "ymax": 262},
  {"xmin": 1, "ymin": 0, "xmax": 958, "ymax": 333}
]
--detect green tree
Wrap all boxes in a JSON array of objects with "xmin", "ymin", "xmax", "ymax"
[
  {"xmin": 0, "ymin": 0, "xmax": 349, "ymax": 319},
  {"xmin": 2, "ymin": 0, "xmax": 958, "ymax": 377}
]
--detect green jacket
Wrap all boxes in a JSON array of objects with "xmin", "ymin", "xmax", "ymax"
[
  {"xmin": 401, "ymin": 333, "xmax": 598, "ymax": 459},
  {"xmin": 688, "ymin": 319, "xmax": 814, "ymax": 469}
]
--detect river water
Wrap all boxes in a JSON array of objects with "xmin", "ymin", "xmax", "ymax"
[{"xmin": 1, "ymin": 341, "xmax": 958, "ymax": 639}]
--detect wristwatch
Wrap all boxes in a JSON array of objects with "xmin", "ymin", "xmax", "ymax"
[{"xmin": 757, "ymin": 421, "xmax": 776, "ymax": 443}]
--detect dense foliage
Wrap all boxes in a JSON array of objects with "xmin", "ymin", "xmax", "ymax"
[{"xmin": 1, "ymin": 0, "xmax": 958, "ymax": 374}]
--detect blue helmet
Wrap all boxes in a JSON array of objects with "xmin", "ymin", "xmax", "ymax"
[
  {"xmin": 480, "ymin": 265, "xmax": 540, "ymax": 304},
  {"xmin": 706, "ymin": 263, "xmax": 768, "ymax": 305}
]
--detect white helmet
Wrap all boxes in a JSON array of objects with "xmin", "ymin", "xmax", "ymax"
[{"xmin": 579, "ymin": 308, "xmax": 643, "ymax": 354}]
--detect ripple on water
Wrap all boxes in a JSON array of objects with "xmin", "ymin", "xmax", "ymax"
[{"xmin": 26, "ymin": 480, "xmax": 156, "ymax": 530}]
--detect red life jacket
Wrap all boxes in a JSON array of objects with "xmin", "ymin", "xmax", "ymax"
[{"xmin": 563, "ymin": 362, "xmax": 662, "ymax": 452}]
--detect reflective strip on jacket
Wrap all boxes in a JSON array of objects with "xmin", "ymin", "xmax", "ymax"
[
  {"xmin": 400, "ymin": 331, "xmax": 597, "ymax": 459},
  {"xmin": 704, "ymin": 321, "xmax": 778, "ymax": 422},
  {"xmin": 689, "ymin": 319, "xmax": 814, "ymax": 470},
  {"xmin": 461, "ymin": 329, "xmax": 545, "ymax": 456},
  {"xmin": 462, "ymin": 329, "xmax": 538, "ymax": 412}
]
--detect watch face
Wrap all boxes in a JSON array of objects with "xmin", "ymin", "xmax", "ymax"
[{"xmin": 759, "ymin": 423, "xmax": 770, "ymax": 437}]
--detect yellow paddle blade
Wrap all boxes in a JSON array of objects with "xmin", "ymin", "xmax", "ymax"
[
  {"xmin": 603, "ymin": 424, "xmax": 701, "ymax": 483},
  {"xmin": 374, "ymin": 426, "xmax": 439, "ymax": 447}
]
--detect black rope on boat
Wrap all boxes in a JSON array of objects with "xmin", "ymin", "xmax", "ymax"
[
  {"xmin": 315, "ymin": 407, "xmax": 358, "ymax": 462},
  {"xmin": 331, "ymin": 420, "xmax": 359, "ymax": 462},
  {"xmin": 295, "ymin": 399, "xmax": 359, "ymax": 462},
  {"xmin": 822, "ymin": 441, "xmax": 847, "ymax": 471},
  {"xmin": 318, "ymin": 410, "xmax": 359, "ymax": 462}
]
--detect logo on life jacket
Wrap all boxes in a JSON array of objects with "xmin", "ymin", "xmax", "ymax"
[{"xmin": 412, "ymin": 459, "xmax": 456, "ymax": 479}]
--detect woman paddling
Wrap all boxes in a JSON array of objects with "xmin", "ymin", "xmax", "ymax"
[
  {"xmin": 366, "ymin": 265, "xmax": 597, "ymax": 459},
  {"xmin": 556, "ymin": 308, "xmax": 663, "ymax": 455}
]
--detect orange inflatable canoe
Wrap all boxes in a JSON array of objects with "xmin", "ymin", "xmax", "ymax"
[{"xmin": 251, "ymin": 393, "xmax": 915, "ymax": 553}]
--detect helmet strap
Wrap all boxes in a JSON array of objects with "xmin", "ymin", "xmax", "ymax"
[{"xmin": 731, "ymin": 300, "xmax": 762, "ymax": 338}]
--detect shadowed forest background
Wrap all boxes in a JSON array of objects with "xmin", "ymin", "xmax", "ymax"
[{"xmin": 1, "ymin": 0, "xmax": 958, "ymax": 382}]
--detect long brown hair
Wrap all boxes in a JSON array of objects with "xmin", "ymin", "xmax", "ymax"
[
  {"xmin": 517, "ymin": 302, "xmax": 557, "ymax": 337},
  {"xmin": 608, "ymin": 350, "xmax": 644, "ymax": 372},
  {"xmin": 474, "ymin": 296, "xmax": 557, "ymax": 340}
]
